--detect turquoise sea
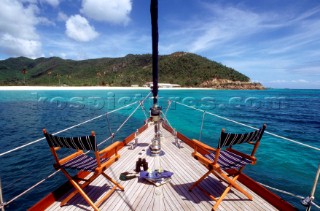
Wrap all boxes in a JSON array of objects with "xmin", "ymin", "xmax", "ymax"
[{"xmin": 0, "ymin": 89, "xmax": 319, "ymax": 210}]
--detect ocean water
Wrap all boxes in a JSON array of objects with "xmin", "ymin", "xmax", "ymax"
[{"xmin": 0, "ymin": 89, "xmax": 319, "ymax": 210}]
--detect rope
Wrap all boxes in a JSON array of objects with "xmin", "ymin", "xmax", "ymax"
[
  {"xmin": 312, "ymin": 201, "xmax": 320, "ymax": 209},
  {"xmin": 105, "ymin": 109, "xmax": 113, "ymax": 137},
  {"xmin": 199, "ymin": 111, "xmax": 206, "ymax": 142},
  {"xmin": 139, "ymin": 92, "xmax": 152, "ymax": 121},
  {"xmin": 0, "ymin": 100, "xmax": 140, "ymax": 157},
  {"xmin": 104, "ymin": 92, "xmax": 151, "ymax": 143},
  {"xmin": 258, "ymin": 182, "xmax": 320, "ymax": 209},
  {"xmin": 112, "ymin": 92, "xmax": 152, "ymax": 138},
  {"xmin": 113, "ymin": 102, "xmax": 143, "ymax": 137},
  {"xmin": 259, "ymin": 182, "xmax": 305, "ymax": 199},
  {"xmin": 140, "ymin": 103, "xmax": 149, "ymax": 121},
  {"xmin": 160, "ymin": 101, "xmax": 174, "ymax": 129},
  {"xmin": 97, "ymin": 135, "xmax": 113, "ymax": 147},
  {"xmin": 173, "ymin": 101, "xmax": 320, "ymax": 152},
  {"xmin": 3, "ymin": 170, "xmax": 61, "ymax": 206},
  {"xmin": 160, "ymin": 111, "xmax": 173, "ymax": 130},
  {"xmin": 164, "ymin": 100, "xmax": 172, "ymax": 116}
]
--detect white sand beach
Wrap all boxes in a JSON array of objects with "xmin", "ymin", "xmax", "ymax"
[{"xmin": 0, "ymin": 86, "xmax": 212, "ymax": 91}]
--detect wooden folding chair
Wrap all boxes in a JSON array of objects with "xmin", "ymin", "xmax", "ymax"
[
  {"xmin": 189, "ymin": 124, "xmax": 266, "ymax": 210},
  {"xmin": 43, "ymin": 129, "xmax": 124, "ymax": 211}
]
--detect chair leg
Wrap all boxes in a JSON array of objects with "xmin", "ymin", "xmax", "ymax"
[
  {"xmin": 213, "ymin": 182, "xmax": 233, "ymax": 210},
  {"xmin": 211, "ymin": 173, "xmax": 252, "ymax": 210},
  {"xmin": 60, "ymin": 169, "xmax": 99, "ymax": 211},
  {"xmin": 61, "ymin": 188, "xmax": 79, "ymax": 207},
  {"xmin": 189, "ymin": 170, "xmax": 212, "ymax": 191},
  {"xmin": 191, "ymin": 168, "xmax": 253, "ymax": 210},
  {"xmin": 69, "ymin": 179, "xmax": 99, "ymax": 211},
  {"xmin": 102, "ymin": 172, "xmax": 124, "ymax": 191},
  {"xmin": 222, "ymin": 173, "xmax": 252, "ymax": 200},
  {"xmin": 92, "ymin": 172, "xmax": 124, "ymax": 207},
  {"xmin": 96, "ymin": 185, "xmax": 117, "ymax": 207},
  {"xmin": 61, "ymin": 172, "xmax": 100, "ymax": 206}
]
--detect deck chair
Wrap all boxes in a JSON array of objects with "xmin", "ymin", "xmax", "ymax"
[
  {"xmin": 189, "ymin": 124, "xmax": 266, "ymax": 210},
  {"xmin": 43, "ymin": 129, "xmax": 124, "ymax": 211}
]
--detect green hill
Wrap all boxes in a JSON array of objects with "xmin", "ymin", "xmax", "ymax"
[{"xmin": 0, "ymin": 52, "xmax": 261, "ymax": 88}]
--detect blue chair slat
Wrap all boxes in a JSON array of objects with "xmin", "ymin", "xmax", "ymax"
[
  {"xmin": 205, "ymin": 150, "xmax": 252, "ymax": 170},
  {"xmin": 62, "ymin": 154, "xmax": 108, "ymax": 172}
]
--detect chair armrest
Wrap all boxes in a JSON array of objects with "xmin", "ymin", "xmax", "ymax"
[
  {"xmin": 192, "ymin": 152, "xmax": 220, "ymax": 169},
  {"xmin": 192, "ymin": 139, "xmax": 216, "ymax": 152},
  {"xmin": 99, "ymin": 141, "xmax": 122, "ymax": 157},
  {"xmin": 96, "ymin": 153, "xmax": 120, "ymax": 173},
  {"xmin": 59, "ymin": 150, "xmax": 83, "ymax": 165}
]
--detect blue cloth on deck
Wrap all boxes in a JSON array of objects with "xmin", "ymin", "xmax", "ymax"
[{"xmin": 139, "ymin": 170, "xmax": 173, "ymax": 180}]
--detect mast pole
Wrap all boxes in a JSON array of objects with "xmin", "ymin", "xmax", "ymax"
[
  {"xmin": 149, "ymin": 0, "xmax": 162, "ymax": 156},
  {"xmin": 151, "ymin": 0, "xmax": 159, "ymax": 106}
]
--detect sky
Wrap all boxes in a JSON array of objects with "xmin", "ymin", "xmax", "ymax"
[{"xmin": 0, "ymin": 0, "xmax": 320, "ymax": 89}]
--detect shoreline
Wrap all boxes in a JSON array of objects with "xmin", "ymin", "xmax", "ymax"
[{"xmin": 0, "ymin": 86, "xmax": 214, "ymax": 91}]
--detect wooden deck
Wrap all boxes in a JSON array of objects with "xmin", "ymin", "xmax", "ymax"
[{"xmin": 45, "ymin": 122, "xmax": 277, "ymax": 211}]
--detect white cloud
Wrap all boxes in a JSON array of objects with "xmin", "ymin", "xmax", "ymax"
[
  {"xmin": 58, "ymin": 11, "xmax": 68, "ymax": 21},
  {"xmin": 292, "ymin": 79, "xmax": 308, "ymax": 83},
  {"xmin": 0, "ymin": 34, "xmax": 42, "ymax": 58},
  {"xmin": 270, "ymin": 80, "xmax": 287, "ymax": 83},
  {"xmin": 81, "ymin": 0, "xmax": 132, "ymax": 24},
  {"xmin": 0, "ymin": 0, "xmax": 43, "ymax": 57},
  {"xmin": 38, "ymin": 17, "xmax": 56, "ymax": 26},
  {"xmin": 161, "ymin": 2, "xmax": 320, "ymax": 88},
  {"xmin": 41, "ymin": 0, "xmax": 60, "ymax": 7},
  {"xmin": 20, "ymin": 0, "xmax": 38, "ymax": 4},
  {"xmin": 187, "ymin": 4, "xmax": 263, "ymax": 52},
  {"xmin": 0, "ymin": 0, "xmax": 39, "ymax": 39},
  {"xmin": 290, "ymin": 65, "xmax": 320, "ymax": 76},
  {"xmin": 270, "ymin": 79, "xmax": 309, "ymax": 83},
  {"xmin": 65, "ymin": 15, "xmax": 99, "ymax": 42}
]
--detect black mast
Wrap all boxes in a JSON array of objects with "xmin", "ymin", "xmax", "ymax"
[
  {"xmin": 149, "ymin": 0, "xmax": 162, "ymax": 156},
  {"xmin": 150, "ymin": 0, "xmax": 158, "ymax": 106}
]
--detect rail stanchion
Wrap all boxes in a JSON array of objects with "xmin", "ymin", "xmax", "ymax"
[
  {"xmin": 0, "ymin": 177, "xmax": 5, "ymax": 211},
  {"xmin": 301, "ymin": 164, "xmax": 320, "ymax": 211}
]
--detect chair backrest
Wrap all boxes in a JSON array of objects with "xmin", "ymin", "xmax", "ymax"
[
  {"xmin": 43, "ymin": 129, "xmax": 97, "ymax": 151},
  {"xmin": 218, "ymin": 124, "xmax": 266, "ymax": 149}
]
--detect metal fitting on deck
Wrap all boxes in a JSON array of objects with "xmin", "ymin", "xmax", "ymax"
[{"xmin": 150, "ymin": 106, "xmax": 161, "ymax": 122}]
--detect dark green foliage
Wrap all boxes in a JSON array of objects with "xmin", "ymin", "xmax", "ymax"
[{"xmin": 0, "ymin": 52, "xmax": 250, "ymax": 86}]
